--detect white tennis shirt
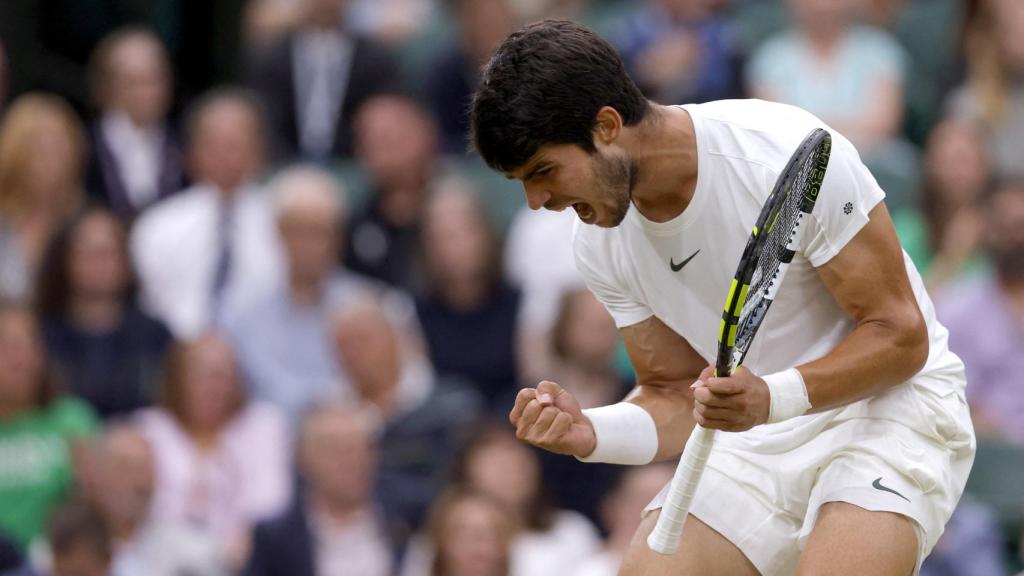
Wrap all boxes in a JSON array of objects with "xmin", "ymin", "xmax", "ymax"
[{"xmin": 573, "ymin": 99, "xmax": 970, "ymax": 449}]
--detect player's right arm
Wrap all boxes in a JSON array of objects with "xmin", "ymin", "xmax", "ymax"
[{"xmin": 510, "ymin": 314, "xmax": 705, "ymax": 462}]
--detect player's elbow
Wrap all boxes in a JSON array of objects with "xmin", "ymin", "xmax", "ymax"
[{"xmin": 892, "ymin": 305, "xmax": 929, "ymax": 380}]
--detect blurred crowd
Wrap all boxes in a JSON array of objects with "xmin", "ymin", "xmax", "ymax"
[{"xmin": 0, "ymin": 0, "xmax": 1021, "ymax": 575}]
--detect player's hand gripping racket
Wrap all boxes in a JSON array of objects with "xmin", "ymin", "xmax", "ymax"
[{"xmin": 647, "ymin": 128, "xmax": 832, "ymax": 555}]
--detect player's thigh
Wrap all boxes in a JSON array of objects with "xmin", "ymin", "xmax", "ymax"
[
  {"xmin": 797, "ymin": 501, "xmax": 918, "ymax": 576},
  {"xmin": 620, "ymin": 509, "xmax": 761, "ymax": 576}
]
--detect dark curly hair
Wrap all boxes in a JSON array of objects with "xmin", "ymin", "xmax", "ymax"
[{"xmin": 470, "ymin": 20, "xmax": 650, "ymax": 172}]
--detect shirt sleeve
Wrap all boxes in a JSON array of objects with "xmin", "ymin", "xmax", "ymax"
[
  {"xmin": 800, "ymin": 130, "xmax": 886, "ymax": 267},
  {"xmin": 572, "ymin": 224, "xmax": 653, "ymax": 328}
]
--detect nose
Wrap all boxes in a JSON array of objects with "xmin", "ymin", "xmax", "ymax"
[{"xmin": 524, "ymin": 183, "xmax": 550, "ymax": 211}]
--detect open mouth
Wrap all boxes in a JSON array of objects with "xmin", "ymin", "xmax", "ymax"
[{"xmin": 573, "ymin": 202, "xmax": 594, "ymax": 221}]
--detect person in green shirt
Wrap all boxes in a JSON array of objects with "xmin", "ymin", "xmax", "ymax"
[
  {"xmin": 0, "ymin": 302, "xmax": 98, "ymax": 550},
  {"xmin": 892, "ymin": 117, "xmax": 992, "ymax": 291}
]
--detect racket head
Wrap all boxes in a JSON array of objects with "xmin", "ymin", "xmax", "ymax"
[{"xmin": 714, "ymin": 128, "xmax": 832, "ymax": 378}]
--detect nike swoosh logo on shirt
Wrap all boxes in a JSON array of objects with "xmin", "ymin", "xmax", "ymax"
[
  {"xmin": 872, "ymin": 477, "xmax": 910, "ymax": 502},
  {"xmin": 670, "ymin": 249, "xmax": 701, "ymax": 272}
]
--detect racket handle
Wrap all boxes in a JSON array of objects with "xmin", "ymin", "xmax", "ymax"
[{"xmin": 646, "ymin": 425, "xmax": 716, "ymax": 555}]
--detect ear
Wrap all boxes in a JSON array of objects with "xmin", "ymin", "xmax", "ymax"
[{"xmin": 594, "ymin": 106, "xmax": 623, "ymax": 146}]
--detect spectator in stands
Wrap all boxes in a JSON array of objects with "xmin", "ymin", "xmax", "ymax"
[
  {"xmin": 243, "ymin": 0, "xmax": 303, "ymax": 53},
  {"xmin": 136, "ymin": 333, "xmax": 291, "ymax": 570},
  {"xmin": 85, "ymin": 28, "xmax": 185, "ymax": 221},
  {"xmin": 347, "ymin": 0, "xmax": 438, "ymax": 46},
  {"xmin": 331, "ymin": 294, "xmax": 482, "ymax": 542},
  {"xmin": 570, "ymin": 464, "xmax": 675, "ymax": 576},
  {"xmin": 130, "ymin": 89, "xmax": 284, "ymax": 339},
  {"xmin": 245, "ymin": 404, "xmax": 393, "ymax": 576},
  {"xmin": 229, "ymin": 166, "xmax": 378, "ymax": 423},
  {"xmin": 247, "ymin": 0, "xmax": 401, "ymax": 161},
  {"xmin": 536, "ymin": 288, "xmax": 630, "ymax": 527},
  {"xmin": 0, "ymin": 303, "xmax": 98, "ymax": 551},
  {"xmin": 548, "ymin": 288, "xmax": 631, "ymax": 410},
  {"xmin": 893, "ymin": 118, "xmax": 992, "ymax": 290},
  {"xmin": 76, "ymin": 424, "xmax": 228, "ymax": 576},
  {"xmin": 504, "ymin": 206, "xmax": 585, "ymax": 388},
  {"xmin": 0, "ymin": 39, "xmax": 7, "ymax": 114},
  {"xmin": 0, "ymin": 0, "xmax": 163, "ymax": 114},
  {"xmin": 345, "ymin": 95, "xmax": 439, "ymax": 290},
  {"xmin": 450, "ymin": 424, "xmax": 600, "ymax": 576},
  {"xmin": 425, "ymin": 0, "xmax": 515, "ymax": 154},
  {"xmin": 617, "ymin": 0, "xmax": 743, "ymax": 105},
  {"xmin": 747, "ymin": 0, "xmax": 907, "ymax": 153},
  {"xmin": 948, "ymin": 0, "xmax": 1024, "ymax": 179},
  {"xmin": 938, "ymin": 179, "xmax": 1024, "ymax": 443},
  {"xmin": 423, "ymin": 487, "xmax": 516, "ymax": 576},
  {"xmin": 415, "ymin": 180, "xmax": 520, "ymax": 413},
  {"xmin": 35, "ymin": 207, "xmax": 172, "ymax": 419},
  {"xmin": 0, "ymin": 94, "xmax": 86, "ymax": 303}
]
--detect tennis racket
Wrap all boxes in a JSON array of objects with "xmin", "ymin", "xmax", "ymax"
[{"xmin": 647, "ymin": 127, "xmax": 832, "ymax": 555}]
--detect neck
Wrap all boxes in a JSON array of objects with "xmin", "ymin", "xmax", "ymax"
[
  {"xmin": 364, "ymin": 384, "xmax": 399, "ymax": 418},
  {"xmin": 69, "ymin": 295, "xmax": 123, "ymax": 331},
  {"xmin": 108, "ymin": 515, "xmax": 142, "ymax": 542},
  {"xmin": 438, "ymin": 276, "xmax": 488, "ymax": 311},
  {"xmin": 804, "ymin": 27, "xmax": 843, "ymax": 54},
  {"xmin": 187, "ymin": 422, "xmax": 224, "ymax": 450},
  {"xmin": 311, "ymin": 492, "xmax": 363, "ymax": 524},
  {"xmin": 289, "ymin": 275, "xmax": 323, "ymax": 306},
  {"xmin": 628, "ymin": 105, "xmax": 700, "ymax": 223},
  {"xmin": 0, "ymin": 400, "xmax": 30, "ymax": 421}
]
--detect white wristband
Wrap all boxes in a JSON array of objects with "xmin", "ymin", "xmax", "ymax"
[
  {"xmin": 576, "ymin": 402, "xmax": 658, "ymax": 465},
  {"xmin": 764, "ymin": 368, "xmax": 811, "ymax": 423}
]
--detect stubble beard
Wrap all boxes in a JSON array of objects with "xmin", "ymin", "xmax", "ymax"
[{"xmin": 595, "ymin": 153, "xmax": 636, "ymax": 228}]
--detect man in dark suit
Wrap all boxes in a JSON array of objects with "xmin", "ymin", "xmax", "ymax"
[
  {"xmin": 245, "ymin": 405, "xmax": 393, "ymax": 576},
  {"xmin": 85, "ymin": 28, "xmax": 186, "ymax": 221},
  {"xmin": 246, "ymin": 0, "xmax": 401, "ymax": 162}
]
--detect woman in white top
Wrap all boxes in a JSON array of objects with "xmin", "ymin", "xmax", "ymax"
[
  {"xmin": 137, "ymin": 332, "xmax": 291, "ymax": 569},
  {"xmin": 453, "ymin": 423, "xmax": 601, "ymax": 576}
]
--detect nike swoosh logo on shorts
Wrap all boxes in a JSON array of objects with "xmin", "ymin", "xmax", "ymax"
[
  {"xmin": 872, "ymin": 477, "xmax": 910, "ymax": 502},
  {"xmin": 670, "ymin": 249, "xmax": 701, "ymax": 272}
]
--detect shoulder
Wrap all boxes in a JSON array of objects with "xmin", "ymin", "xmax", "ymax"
[
  {"xmin": 689, "ymin": 99, "xmax": 823, "ymax": 132},
  {"xmin": 135, "ymin": 408, "xmax": 184, "ymax": 446},
  {"xmin": 848, "ymin": 25, "xmax": 904, "ymax": 53},
  {"xmin": 751, "ymin": 30, "xmax": 801, "ymax": 62},
  {"xmin": 572, "ymin": 217, "xmax": 625, "ymax": 264},
  {"xmin": 524, "ymin": 510, "xmax": 600, "ymax": 554},
  {"xmin": 47, "ymin": 397, "xmax": 99, "ymax": 435},
  {"xmin": 234, "ymin": 401, "xmax": 290, "ymax": 437},
  {"xmin": 686, "ymin": 99, "xmax": 834, "ymax": 173},
  {"xmin": 138, "ymin": 184, "xmax": 209, "ymax": 222},
  {"xmin": 123, "ymin": 307, "xmax": 173, "ymax": 341},
  {"xmin": 132, "ymin": 185, "xmax": 210, "ymax": 240}
]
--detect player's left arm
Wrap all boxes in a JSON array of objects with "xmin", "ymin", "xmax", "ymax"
[
  {"xmin": 692, "ymin": 202, "xmax": 928, "ymax": 430},
  {"xmin": 797, "ymin": 201, "xmax": 928, "ymax": 409}
]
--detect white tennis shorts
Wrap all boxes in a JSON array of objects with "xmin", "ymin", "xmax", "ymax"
[{"xmin": 645, "ymin": 369, "xmax": 976, "ymax": 575}]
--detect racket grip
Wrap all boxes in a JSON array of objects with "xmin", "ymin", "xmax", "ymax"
[{"xmin": 646, "ymin": 425, "xmax": 716, "ymax": 555}]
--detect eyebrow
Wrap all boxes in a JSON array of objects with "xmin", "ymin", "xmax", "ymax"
[{"xmin": 517, "ymin": 161, "xmax": 550, "ymax": 182}]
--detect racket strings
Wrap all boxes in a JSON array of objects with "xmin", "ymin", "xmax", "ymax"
[{"xmin": 733, "ymin": 162, "xmax": 813, "ymax": 359}]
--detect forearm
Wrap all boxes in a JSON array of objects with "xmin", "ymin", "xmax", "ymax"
[
  {"xmin": 624, "ymin": 380, "xmax": 698, "ymax": 461},
  {"xmin": 799, "ymin": 313, "xmax": 928, "ymax": 413}
]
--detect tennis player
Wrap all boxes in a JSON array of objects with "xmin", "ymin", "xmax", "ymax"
[{"xmin": 473, "ymin": 20, "xmax": 975, "ymax": 576}]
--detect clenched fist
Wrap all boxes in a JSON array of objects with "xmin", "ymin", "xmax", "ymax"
[
  {"xmin": 691, "ymin": 365, "xmax": 771, "ymax": 432},
  {"xmin": 509, "ymin": 381, "xmax": 597, "ymax": 458}
]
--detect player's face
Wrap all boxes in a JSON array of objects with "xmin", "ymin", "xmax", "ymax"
[{"xmin": 509, "ymin": 143, "xmax": 635, "ymax": 227}]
